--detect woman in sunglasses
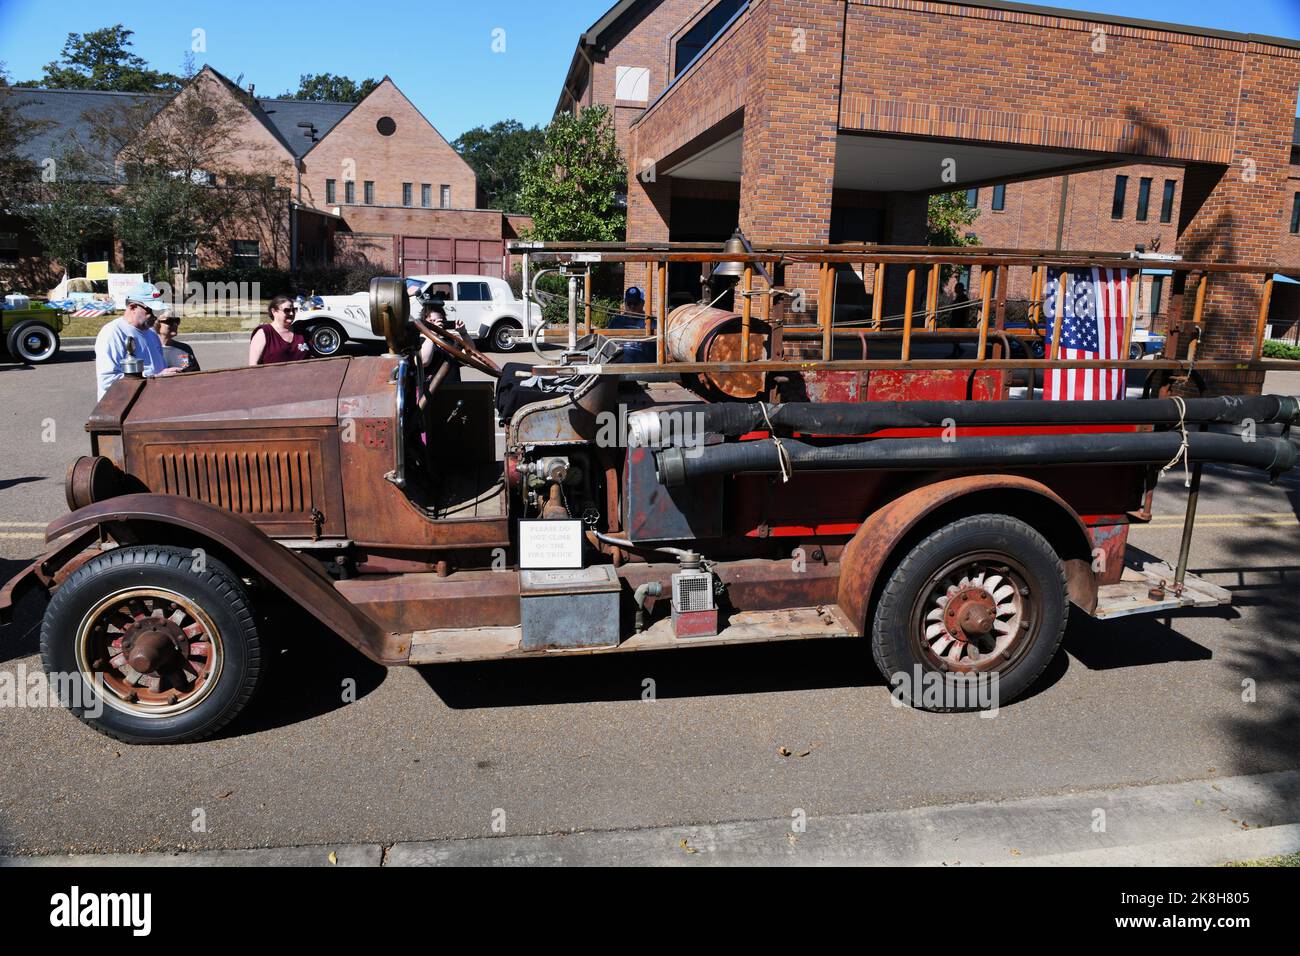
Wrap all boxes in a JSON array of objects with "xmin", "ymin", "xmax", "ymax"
[{"xmin": 249, "ymin": 295, "xmax": 311, "ymax": 365}]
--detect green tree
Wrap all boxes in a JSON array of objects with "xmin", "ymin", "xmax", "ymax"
[
  {"xmin": 928, "ymin": 191, "xmax": 981, "ymax": 285},
  {"xmin": 453, "ymin": 119, "xmax": 543, "ymax": 211},
  {"xmin": 928, "ymin": 191, "xmax": 980, "ymax": 248},
  {"xmin": 517, "ymin": 106, "xmax": 626, "ymax": 241},
  {"xmin": 0, "ymin": 64, "xmax": 46, "ymax": 210},
  {"xmin": 281, "ymin": 73, "xmax": 378, "ymax": 102},
  {"xmin": 22, "ymin": 155, "xmax": 116, "ymax": 274},
  {"xmin": 18, "ymin": 25, "xmax": 181, "ymax": 92}
]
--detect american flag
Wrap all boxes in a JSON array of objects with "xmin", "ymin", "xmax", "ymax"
[{"xmin": 1042, "ymin": 267, "xmax": 1131, "ymax": 401}]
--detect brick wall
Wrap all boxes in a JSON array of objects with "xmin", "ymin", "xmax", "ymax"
[{"xmin": 300, "ymin": 79, "xmax": 477, "ymax": 215}]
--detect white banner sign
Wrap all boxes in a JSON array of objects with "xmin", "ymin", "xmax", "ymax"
[{"xmin": 107, "ymin": 273, "xmax": 145, "ymax": 310}]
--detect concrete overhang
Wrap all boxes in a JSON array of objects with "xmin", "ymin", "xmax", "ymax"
[
  {"xmin": 834, "ymin": 133, "xmax": 1110, "ymax": 193},
  {"xmin": 660, "ymin": 127, "xmax": 1146, "ymax": 193}
]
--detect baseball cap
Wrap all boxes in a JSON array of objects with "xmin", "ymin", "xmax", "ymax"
[
  {"xmin": 124, "ymin": 282, "xmax": 165, "ymax": 311},
  {"xmin": 624, "ymin": 286, "xmax": 644, "ymax": 303}
]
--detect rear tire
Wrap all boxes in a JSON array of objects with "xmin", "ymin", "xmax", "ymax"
[
  {"xmin": 6, "ymin": 320, "xmax": 60, "ymax": 363},
  {"xmin": 871, "ymin": 514, "xmax": 1068, "ymax": 711},
  {"xmin": 41, "ymin": 545, "xmax": 262, "ymax": 744}
]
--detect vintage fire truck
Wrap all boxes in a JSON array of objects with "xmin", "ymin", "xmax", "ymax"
[{"xmin": 2, "ymin": 241, "xmax": 1296, "ymax": 744}]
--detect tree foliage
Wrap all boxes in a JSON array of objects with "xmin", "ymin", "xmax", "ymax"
[
  {"xmin": 280, "ymin": 73, "xmax": 378, "ymax": 102},
  {"xmin": 453, "ymin": 119, "xmax": 543, "ymax": 211},
  {"xmin": 927, "ymin": 191, "xmax": 980, "ymax": 247},
  {"xmin": 17, "ymin": 25, "xmax": 181, "ymax": 92},
  {"xmin": 517, "ymin": 106, "xmax": 626, "ymax": 241},
  {"xmin": 0, "ymin": 65, "xmax": 46, "ymax": 210}
]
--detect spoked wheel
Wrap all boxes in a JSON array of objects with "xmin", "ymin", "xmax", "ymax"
[
  {"xmin": 76, "ymin": 588, "xmax": 224, "ymax": 717},
  {"xmin": 871, "ymin": 514, "xmax": 1068, "ymax": 711},
  {"xmin": 306, "ymin": 323, "xmax": 344, "ymax": 357},
  {"xmin": 915, "ymin": 555, "xmax": 1037, "ymax": 673},
  {"xmin": 42, "ymin": 545, "xmax": 262, "ymax": 744}
]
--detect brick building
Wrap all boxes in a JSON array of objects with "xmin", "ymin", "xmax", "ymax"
[
  {"xmin": 3, "ymin": 67, "xmax": 527, "ymax": 284},
  {"xmin": 557, "ymin": 0, "xmax": 1300, "ymax": 373}
]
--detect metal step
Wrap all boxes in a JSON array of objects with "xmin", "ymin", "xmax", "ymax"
[{"xmin": 1092, "ymin": 562, "xmax": 1231, "ymax": 620}]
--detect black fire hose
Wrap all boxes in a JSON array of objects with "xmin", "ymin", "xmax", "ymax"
[
  {"xmin": 633, "ymin": 395, "xmax": 1299, "ymax": 441},
  {"xmin": 655, "ymin": 431, "xmax": 1297, "ymax": 487}
]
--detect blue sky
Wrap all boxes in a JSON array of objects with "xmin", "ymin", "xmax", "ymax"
[{"xmin": 1, "ymin": 0, "xmax": 1298, "ymax": 140}]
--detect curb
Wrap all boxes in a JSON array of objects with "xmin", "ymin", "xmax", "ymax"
[{"xmin": 3, "ymin": 770, "xmax": 1297, "ymax": 867}]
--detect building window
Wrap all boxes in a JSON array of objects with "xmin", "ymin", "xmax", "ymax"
[
  {"xmin": 363, "ymin": 181, "xmax": 374, "ymax": 205},
  {"xmin": 376, "ymin": 116, "xmax": 396, "ymax": 136},
  {"xmin": 1160, "ymin": 180, "xmax": 1176, "ymax": 224},
  {"xmin": 326, "ymin": 179, "xmax": 336, "ymax": 205},
  {"xmin": 402, "ymin": 183, "xmax": 412, "ymax": 207},
  {"xmin": 167, "ymin": 240, "xmax": 197, "ymax": 271},
  {"xmin": 1291, "ymin": 193, "xmax": 1300, "ymax": 234},
  {"xmin": 344, "ymin": 180, "xmax": 355, "ymax": 204},
  {"xmin": 231, "ymin": 240, "xmax": 260, "ymax": 268},
  {"xmin": 440, "ymin": 185, "xmax": 451, "ymax": 208},
  {"xmin": 1111, "ymin": 175, "xmax": 1128, "ymax": 220},
  {"xmin": 965, "ymin": 188, "xmax": 978, "ymax": 209},
  {"xmin": 674, "ymin": 0, "xmax": 747, "ymax": 78},
  {"xmin": 1149, "ymin": 276, "xmax": 1164, "ymax": 318},
  {"xmin": 421, "ymin": 184, "xmax": 431, "ymax": 208},
  {"xmin": 0, "ymin": 232, "xmax": 18, "ymax": 262},
  {"xmin": 1136, "ymin": 177, "xmax": 1152, "ymax": 222},
  {"xmin": 991, "ymin": 184, "xmax": 1006, "ymax": 211}
]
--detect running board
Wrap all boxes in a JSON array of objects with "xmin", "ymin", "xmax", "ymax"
[
  {"xmin": 407, "ymin": 606, "xmax": 857, "ymax": 664},
  {"xmin": 1092, "ymin": 563, "xmax": 1230, "ymax": 620}
]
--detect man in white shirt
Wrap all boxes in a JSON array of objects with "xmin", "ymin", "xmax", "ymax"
[{"xmin": 94, "ymin": 283, "xmax": 179, "ymax": 400}]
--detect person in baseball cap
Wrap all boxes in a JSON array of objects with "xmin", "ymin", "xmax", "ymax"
[{"xmin": 94, "ymin": 281, "xmax": 177, "ymax": 400}]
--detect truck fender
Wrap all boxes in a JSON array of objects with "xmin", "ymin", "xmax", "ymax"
[
  {"xmin": 836, "ymin": 475, "xmax": 1098, "ymax": 636},
  {"xmin": 42, "ymin": 494, "xmax": 403, "ymax": 664}
]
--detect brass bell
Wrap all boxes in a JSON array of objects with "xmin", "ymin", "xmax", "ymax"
[{"xmin": 710, "ymin": 228, "xmax": 749, "ymax": 278}]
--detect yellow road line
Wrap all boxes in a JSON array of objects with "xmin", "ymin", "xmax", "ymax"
[
  {"xmin": 0, "ymin": 521, "xmax": 49, "ymax": 528},
  {"xmin": 1140, "ymin": 521, "xmax": 1298, "ymax": 529},
  {"xmin": 1148, "ymin": 512, "xmax": 1297, "ymax": 519},
  {"xmin": 0, "ymin": 532, "xmax": 45, "ymax": 540}
]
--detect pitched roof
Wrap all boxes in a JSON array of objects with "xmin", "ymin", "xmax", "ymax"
[
  {"xmin": 253, "ymin": 97, "xmax": 354, "ymax": 158},
  {"xmin": 3, "ymin": 87, "xmax": 167, "ymax": 173}
]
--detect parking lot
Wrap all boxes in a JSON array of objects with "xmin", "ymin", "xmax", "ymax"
[{"xmin": 1, "ymin": 342, "xmax": 1298, "ymax": 856}]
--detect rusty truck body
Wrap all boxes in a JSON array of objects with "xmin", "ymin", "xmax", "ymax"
[{"xmin": 3, "ymin": 242, "xmax": 1296, "ymax": 743}]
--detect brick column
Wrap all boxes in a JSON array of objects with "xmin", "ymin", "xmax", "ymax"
[
  {"xmin": 1174, "ymin": 49, "xmax": 1300, "ymax": 395},
  {"xmin": 738, "ymin": 0, "xmax": 845, "ymax": 310},
  {"xmin": 624, "ymin": 167, "xmax": 671, "ymax": 300}
]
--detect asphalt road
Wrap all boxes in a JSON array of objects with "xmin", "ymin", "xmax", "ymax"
[{"xmin": 1, "ymin": 342, "xmax": 1297, "ymax": 856}]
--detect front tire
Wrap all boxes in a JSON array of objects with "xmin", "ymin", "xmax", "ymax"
[
  {"xmin": 41, "ymin": 545, "xmax": 263, "ymax": 744},
  {"xmin": 304, "ymin": 322, "xmax": 345, "ymax": 357},
  {"xmin": 6, "ymin": 320, "xmax": 60, "ymax": 363},
  {"xmin": 871, "ymin": 514, "xmax": 1068, "ymax": 711}
]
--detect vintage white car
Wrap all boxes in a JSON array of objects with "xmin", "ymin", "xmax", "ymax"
[{"xmin": 292, "ymin": 274, "xmax": 542, "ymax": 355}]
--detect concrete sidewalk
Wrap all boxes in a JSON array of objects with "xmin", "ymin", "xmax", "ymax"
[{"xmin": 4, "ymin": 771, "xmax": 1297, "ymax": 867}]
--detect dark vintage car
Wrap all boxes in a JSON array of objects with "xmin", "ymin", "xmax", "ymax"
[{"xmin": 3, "ymin": 271, "xmax": 1295, "ymax": 745}]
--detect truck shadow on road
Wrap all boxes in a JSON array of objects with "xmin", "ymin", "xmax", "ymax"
[
  {"xmin": 224, "ymin": 613, "xmax": 389, "ymax": 738},
  {"xmin": 415, "ymin": 636, "xmax": 1074, "ymax": 710}
]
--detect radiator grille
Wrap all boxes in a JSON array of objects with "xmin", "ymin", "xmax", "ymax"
[{"xmin": 155, "ymin": 449, "xmax": 317, "ymax": 514}]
